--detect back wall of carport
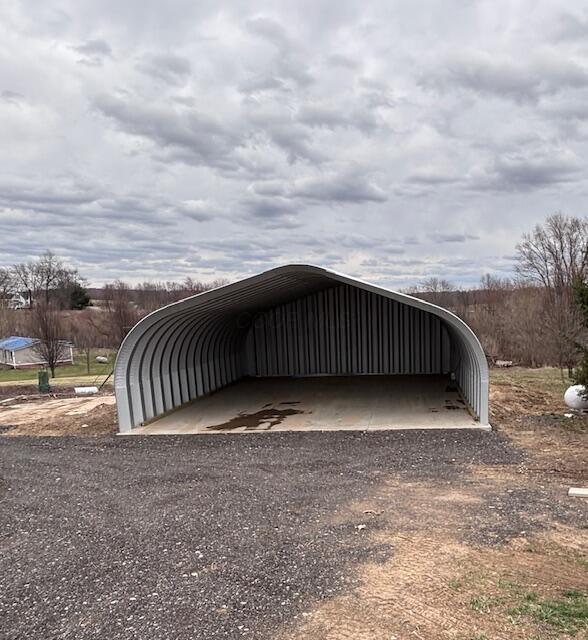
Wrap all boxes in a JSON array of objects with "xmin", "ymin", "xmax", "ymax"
[{"xmin": 245, "ymin": 285, "xmax": 452, "ymax": 377}]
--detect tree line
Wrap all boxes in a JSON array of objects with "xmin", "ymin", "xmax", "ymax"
[
  {"xmin": 409, "ymin": 213, "xmax": 588, "ymax": 376},
  {"xmin": 0, "ymin": 253, "xmax": 227, "ymax": 376},
  {"xmin": 0, "ymin": 251, "xmax": 90, "ymax": 310},
  {"xmin": 0, "ymin": 213, "xmax": 587, "ymax": 378}
]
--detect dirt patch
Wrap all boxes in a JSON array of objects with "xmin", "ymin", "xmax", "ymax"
[
  {"xmin": 280, "ymin": 472, "xmax": 588, "ymax": 640},
  {"xmin": 205, "ymin": 406, "xmax": 305, "ymax": 431},
  {"xmin": 0, "ymin": 394, "xmax": 117, "ymax": 436},
  {"xmin": 0, "ymin": 384, "xmax": 46, "ymax": 397},
  {"xmin": 0, "ymin": 376, "xmax": 113, "ymax": 388},
  {"xmin": 490, "ymin": 368, "xmax": 588, "ymax": 484}
]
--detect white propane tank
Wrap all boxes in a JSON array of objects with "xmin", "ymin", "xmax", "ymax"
[
  {"xmin": 75, "ymin": 386, "xmax": 99, "ymax": 395},
  {"xmin": 95, "ymin": 356, "xmax": 109, "ymax": 364},
  {"xmin": 564, "ymin": 385, "xmax": 588, "ymax": 411}
]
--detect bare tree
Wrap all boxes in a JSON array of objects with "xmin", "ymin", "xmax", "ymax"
[
  {"xmin": 133, "ymin": 277, "xmax": 231, "ymax": 313},
  {"xmin": 134, "ymin": 281, "xmax": 174, "ymax": 313},
  {"xmin": 506, "ymin": 284, "xmax": 549, "ymax": 367},
  {"xmin": 69, "ymin": 310, "xmax": 101, "ymax": 373},
  {"xmin": 407, "ymin": 277, "xmax": 459, "ymax": 311},
  {"xmin": 36, "ymin": 251, "xmax": 66, "ymax": 304},
  {"xmin": 183, "ymin": 276, "xmax": 229, "ymax": 295},
  {"xmin": 0, "ymin": 266, "xmax": 15, "ymax": 305},
  {"xmin": 102, "ymin": 281, "xmax": 139, "ymax": 347},
  {"xmin": 12, "ymin": 261, "xmax": 40, "ymax": 307},
  {"xmin": 29, "ymin": 302, "xmax": 67, "ymax": 377},
  {"xmin": 9, "ymin": 251, "xmax": 89, "ymax": 310},
  {"xmin": 516, "ymin": 213, "xmax": 588, "ymax": 375},
  {"xmin": 419, "ymin": 277, "xmax": 456, "ymax": 294},
  {"xmin": 517, "ymin": 214, "xmax": 588, "ymax": 288},
  {"xmin": 0, "ymin": 267, "xmax": 27, "ymax": 336}
]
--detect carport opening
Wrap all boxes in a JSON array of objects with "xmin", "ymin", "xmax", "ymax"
[
  {"xmin": 116, "ymin": 266, "xmax": 489, "ymax": 433},
  {"xmin": 132, "ymin": 283, "xmax": 478, "ymax": 434},
  {"xmin": 134, "ymin": 374, "xmax": 477, "ymax": 434}
]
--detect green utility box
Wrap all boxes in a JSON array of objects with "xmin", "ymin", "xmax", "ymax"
[{"xmin": 38, "ymin": 369, "xmax": 50, "ymax": 393}]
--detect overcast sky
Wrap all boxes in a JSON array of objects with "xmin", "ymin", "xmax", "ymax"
[{"xmin": 1, "ymin": 1, "xmax": 587, "ymax": 287}]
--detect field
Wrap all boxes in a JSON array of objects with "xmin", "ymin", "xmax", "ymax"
[
  {"xmin": 0, "ymin": 367, "xmax": 586, "ymax": 639},
  {"xmin": 0, "ymin": 349, "xmax": 115, "ymax": 387}
]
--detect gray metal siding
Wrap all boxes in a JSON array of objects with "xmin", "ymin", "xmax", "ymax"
[
  {"xmin": 245, "ymin": 285, "xmax": 450, "ymax": 377},
  {"xmin": 115, "ymin": 265, "xmax": 489, "ymax": 431}
]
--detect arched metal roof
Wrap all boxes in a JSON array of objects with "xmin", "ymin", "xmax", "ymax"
[{"xmin": 115, "ymin": 264, "xmax": 489, "ymax": 432}]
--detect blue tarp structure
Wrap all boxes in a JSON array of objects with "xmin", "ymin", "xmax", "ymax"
[{"xmin": 0, "ymin": 336, "xmax": 37, "ymax": 351}]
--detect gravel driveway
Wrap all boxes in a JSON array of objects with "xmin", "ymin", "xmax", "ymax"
[{"xmin": 0, "ymin": 430, "xmax": 538, "ymax": 639}]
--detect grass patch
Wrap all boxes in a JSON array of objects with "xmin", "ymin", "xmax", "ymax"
[
  {"xmin": 508, "ymin": 590, "xmax": 588, "ymax": 635},
  {"xmin": 448, "ymin": 578, "xmax": 463, "ymax": 591},
  {"xmin": 490, "ymin": 367, "xmax": 569, "ymax": 397},
  {"xmin": 470, "ymin": 595, "xmax": 504, "ymax": 613},
  {"xmin": 496, "ymin": 577, "xmax": 522, "ymax": 592},
  {"xmin": 0, "ymin": 349, "xmax": 115, "ymax": 382}
]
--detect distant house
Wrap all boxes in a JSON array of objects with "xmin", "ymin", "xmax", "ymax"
[
  {"xmin": 0, "ymin": 292, "xmax": 31, "ymax": 309},
  {"xmin": 0, "ymin": 336, "xmax": 74, "ymax": 369},
  {"xmin": 8, "ymin": 293, "xmax": 31, "ymax": 309}
]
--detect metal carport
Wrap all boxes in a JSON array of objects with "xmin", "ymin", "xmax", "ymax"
[{"xmin": 114, "ymin": 264, "xmax": 489, "ymax": 433}]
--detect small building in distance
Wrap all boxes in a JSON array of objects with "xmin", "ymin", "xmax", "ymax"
[
  {"xmin": 0, "ymin": 336, "xmax": 74, "ymax": 369},
  {"xmin": 0, "ymin": 292, "xmax": 31, "ymax": 309}
]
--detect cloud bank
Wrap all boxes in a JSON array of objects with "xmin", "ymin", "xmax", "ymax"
[{"xmin": 0, "ymin": 1, "xmax": 586, "ymax": 287}]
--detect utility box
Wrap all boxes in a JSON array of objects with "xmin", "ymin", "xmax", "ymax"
[{"xmin": 38, "ymin": 369, "xmax": 50, "ymax": 393}]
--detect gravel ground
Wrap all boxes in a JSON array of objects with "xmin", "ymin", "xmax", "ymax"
[{"xmin": 0, "ymin": 430, "xmax": 581, "ymax": 640}]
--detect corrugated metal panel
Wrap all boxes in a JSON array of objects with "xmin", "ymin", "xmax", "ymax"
[
  {"xmin": 245, "ymin": 284, "xmax": 450, "ymax": 377},
  {"xmin": 115, "ymin": 265, "xmax": 489, "ymax": 432}
]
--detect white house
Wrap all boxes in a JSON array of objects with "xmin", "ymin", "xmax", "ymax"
[
  {"xmin": 8, "ymin": 293, "xmax": 31, "ymax": 309},
  {"xmin": 0, "ymin": 293, "xmax": 31, "ymax": 309},
  {"xmin": 0, "ymin": 336, "xmax": 74, "ymax": 369}
]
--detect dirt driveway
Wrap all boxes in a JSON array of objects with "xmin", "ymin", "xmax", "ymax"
[
  {"xmin": 0, "ymin": 368, "xmax": 586, "ymax": 639},
  {"xmin": 0, "ymin": 390, "xmax": 116, "ymax": 436}
]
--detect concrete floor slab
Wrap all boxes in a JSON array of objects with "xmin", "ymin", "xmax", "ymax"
[{"xmin": 133, "ymin": 375, "xmax": 479, "ymax": 435}]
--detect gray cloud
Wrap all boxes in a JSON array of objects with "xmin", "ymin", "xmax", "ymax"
[
  {"xmin": 555, "ymin": 11, "xmax": 588, "ymax": 41},
  {"xmin": 245, "ymin": 16, "xmax": 314, "ymax": 88},
  {"xmin": 0, "ymin": 180, "xmax": 99, "ymax": 210},
  {"xmin": 1, "ymin": 2, "xmax": 588, "ymax": 287},
  {"xmin": 239, "ymin": 75, "xmax": 286, "ymax": 94},
  {"xmin": 136, "ymin": 53, "xmax": 192, "ymax": 85},
  {"xmin": 71, "ymin": 38, "xmax": 112, "ymax": 66},
  {"xmin": 297, "ymin": 102, "xmax": 380, "ymax": 134},
  {"xmin": 259, "ymin": 119, "xmax": 324, "ymax": 163},
  {"xmin": 326, "ymin": 53, "xmax": 360, "ymax": 69},
  {"xmin": 241, "ymin": 195, "xmax": 297, "ymax": 219},
  {"xmin": 468, "ymin": 148, "xmax": 582, "ymax": 192},
  {"xmin": 429, "ymin": 233, "xmax": 480, "ymax": 243},
  {"xmin": 72, "ymin": 39, "xmax": 112, "ymax": 57},
  {"xmin": 174, "ymin": 200, "xmax": 219, "ymax": 221},
  {"xmin": 422, "ymin": 51, "xmax": 588, "ymax": 103},
  {"xmin": 251, "ymin": 172, "xmax": 387, "ymax": 203},
  {"xmin": 245, "ymin": 16, "xmax": 292, "ymax": 49},
  {"xmin": 0, "ymin": 90, "xmax": 25, "ymax": 105},
  {"xmin": 94, "ymin": 94, "xmax": 241, "ymax": 168},
  {"xmin": 406, "ymin": 169, "xmax": 461, "ymax": 186}
]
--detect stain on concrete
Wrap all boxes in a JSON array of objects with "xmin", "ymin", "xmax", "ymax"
[{"xmin": 205, "ymin": 406, "xmax": 305, "ymax": 431}]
